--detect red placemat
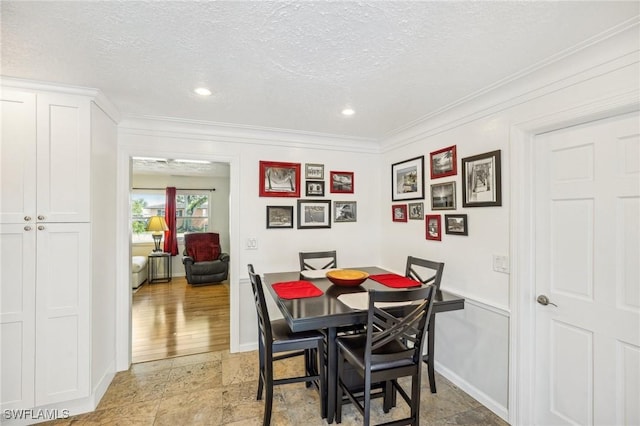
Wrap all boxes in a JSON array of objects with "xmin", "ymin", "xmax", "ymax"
[
  {"xmin": 369, "ymin": 274, "xmax": 421, "ymax": 288},
  {"xmin": 272, "ymin": 280, "xmax": 323, "ymax": 299}
]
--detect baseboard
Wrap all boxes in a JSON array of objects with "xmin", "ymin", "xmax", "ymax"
[{"xmin": 435, "ymin": 361, "xmax": 509, "ymax": 422}]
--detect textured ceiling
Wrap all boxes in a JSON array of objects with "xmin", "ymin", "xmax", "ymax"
[{"xmin": 1, "ymin": 1, "xmax": 638, "ymax": 141}]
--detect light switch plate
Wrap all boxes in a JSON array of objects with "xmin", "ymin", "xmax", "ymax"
[{"xmin": 493, "ymin": 255, "xmax": 509, "ymax": 274}]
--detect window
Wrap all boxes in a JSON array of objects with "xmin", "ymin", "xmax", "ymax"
[{"xmin": 131, "ymin": 191, "xmax": 210, "ymax": 243}]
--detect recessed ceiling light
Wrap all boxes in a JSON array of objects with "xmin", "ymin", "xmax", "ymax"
[
  {"xmin": 194, "ymin": 87, "xmax": 212, "ymax": 96},
  {"xmin": 173, "ymin": 159, "xmax": 211, "ymax": 164},
  {"xmin": 341, "ymin": 108, "xmax": 355, "ymax": 116}
]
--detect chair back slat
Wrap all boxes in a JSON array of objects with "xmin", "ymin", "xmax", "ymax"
[
  {"xmin": 365, "ymin": 286, "xmax": 435, "ymax": 365},
  {"xmin": 247, "ymin": 264, "xmax": 273, "ymax": 345},
  {"xmin": 299, "ymin": 250, "xmax": 337, "ymax": 270},
  {"xmin": 405, "ymin": 256, "xmax": 444, "ymax": 290}
]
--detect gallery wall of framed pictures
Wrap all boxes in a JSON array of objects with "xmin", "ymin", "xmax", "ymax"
[
  {"xmin": 389, "ymin": 147, "xmax": 502, "ymax": 242},
  {"xmin": 260, "ymin": 160, "xmax": 358, "ymax": 230}
]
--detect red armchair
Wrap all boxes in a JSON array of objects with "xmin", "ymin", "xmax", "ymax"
[{"xmin": 182, "ymin": 233, "xmax": 230, "ymax": 285}]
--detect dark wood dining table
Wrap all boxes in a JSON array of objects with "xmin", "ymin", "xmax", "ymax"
[{"xmin": 263, "ymin": 266, "xmax": 465, "ymax": 423}]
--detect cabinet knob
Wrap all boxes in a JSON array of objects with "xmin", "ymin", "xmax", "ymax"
[
  {"xmin": 24, "ymin": 216, "xmax": 32, "ymax": 222},
  {"xmin": 24, "ymin": 225, "xmax": 32, "ymax": 231},
  {"xmin": 37, "ymin": 215, "xmax": 45, "ymax": 221},
  {"xmin": 37, "ymin": 225, "xmax": 45, "ymax": 231}
]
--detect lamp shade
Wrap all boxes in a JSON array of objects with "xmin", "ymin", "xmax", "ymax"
[{"xmin": 146, "ymin": 216, "xmax": 168, "ymax": 233}]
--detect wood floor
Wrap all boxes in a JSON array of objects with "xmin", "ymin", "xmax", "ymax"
[{"xmin": 132, "ymin": 276, "xmax": 230, "ymax": 364}]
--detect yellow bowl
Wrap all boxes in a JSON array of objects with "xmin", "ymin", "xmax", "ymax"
[{"xmin": 326, "ymin": 269, "xmax": 369, "ymax": 287}]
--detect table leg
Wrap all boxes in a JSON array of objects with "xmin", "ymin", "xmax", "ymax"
[{"xmin": 326, "ymin": 327, "xmax": 337, "ymax": 424}]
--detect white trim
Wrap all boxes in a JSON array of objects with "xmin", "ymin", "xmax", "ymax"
[
  {"xmin": 509, "ymin": 90, "xmax": 640, "ymax": 425},
  {"xmin": 115, "ymin": 145, "xmax": 241, "ymax": 370}
]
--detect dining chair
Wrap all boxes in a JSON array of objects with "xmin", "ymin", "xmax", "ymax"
[
  {"xmin": 299, "ymin": 250, "xmax": 337, "ymax": 270},
  {"xmin": 335, "ymin": 285, "xmax": 436, "ymax": 426},
  {"xmin": 247, "ymin": 264, "xmax": 326, "ymax": 425},
  {"xmin": 405, "ymin": 256, "xmax": 444, "ymax": 394}
]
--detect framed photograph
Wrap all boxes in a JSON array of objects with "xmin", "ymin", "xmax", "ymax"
[
  {"xmin": 297, "ymin": 199, "xmax": 331, "ymax": 229},
  {"xmin": 392, "ymin": 204, "xmax": 408, "ymax": 222},
  {"xmin": 305, "ymin": 163, "xmax": 324, "ymax": 180},
  {"xmin": 259, "ymin": 161, "xmax": 301, "ymax": 198},
  {"xmin": 334, "ymin": 201, "xmax": 357, "ymax": 223},
  {"xmin": 430, "ymin": 145, "xmax": 457, "ymax": 179},
  {"xmin": 426, "ymin": 214, "xmax": 442, "ymax": 241},
  {"xmin": 305, "ymin": 180, "xmax": 325, "ymax": 197},
  {"xmin": 431, "ymin": 181, "xmax": 456, "ymax": 210},
  {"xmin": 462, "ymin": 150, "xmax": 502, "ymax": 207},
  {"xmin": 391, "ymin": 156, "xmax": 424, "ymax": 201},
  {"xmin": 408, "ymin": 202, "xmax": 424, "ymax": 220},
  {"xmin": 445, "ymin": 214, "xmax": 468, "ymax": 235},
  {"xmin": 266, "ymin": 206, "xmax": 294, "ymax": 229},
  {"xmin": 330, "ymin": 171, "xmax": 354, "ymax": 193}
]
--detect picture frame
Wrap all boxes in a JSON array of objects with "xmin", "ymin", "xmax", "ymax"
[
  {"xmin": 266, "ymin": 206, "xmax": 294, "ymax": 229},
  {"xmin": 392, "ymin": 204, "xmax": 408, "ymax": 222},
  {"xmin": 259, "ymin": 160, "xmax": 301, "ymax": 198},
  {"xmin": 330, "ymin": 171, "xmax": 354, "ymax": 193},
  {"xmin": 297, "ymin": 199, "xmax": 331, "ymax": 229},
  {"xmin": 305, "ymin": 163, "xmax": 324, "ymax": 180},
  {"xmin": 334, "ymin": 201, "xmax": 357, "ymax": 223},
  {"xmin": 426, "ymin": 214, "xmax": 442, "ymax": 241},
  {"xmin": 305, "ymin": 180, "xmax": 325, "ymax": 197},
  {"xmin": 430, "ymin": 145, "xmax": 457, "ymax": 179},
  {"xmin": 430, "ymin": 181, "xmax": 456, "ymax": 210},
  {"xmin": 391, "ymin": 156, "xmax": 425, "ymax": 201},
  {"xmin": 408, "ymin": 202, "xmax": 424, "ymax": 220},
  {"xmin": 444, "ymin": 214, "xmax": 468, "ymax": 235},
  {"xmin": 461, "ymin": 150, "xmax": 502, "ymax": 207}
]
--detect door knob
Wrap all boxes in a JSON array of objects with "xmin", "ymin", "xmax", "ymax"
[
  {"xmin": 37, "ymin": 215, "xmax": 45, "ymax": 221},
  {"xmin": 37, "ymin": 225, "xmax": 45, "ymax": 231},
  {"xmin": 24, "ymin": 216, "xmax": 32, "ymax": 222},
  {"xmin": 537, "ymin": 295, "xmax": 558, "ymax": 307},
  {"xmin": 24, "ymin": 225, "xmax": 32, "ymax": 231}
]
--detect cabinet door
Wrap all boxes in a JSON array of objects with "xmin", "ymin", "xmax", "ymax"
[
  {"xmin": 0, "ymin": 224, "xmax": 36, "ymax": 411},
  {"xmin": 0, "ymin": 90, "xmax": 37, "ymax": 224},
  {"xmin": 34, "ymin": 223, "xmax": 90, "ymax": 405},
  {"xmin": 36, "ymin": 94, "xmax": 90, "ymax": 223}
]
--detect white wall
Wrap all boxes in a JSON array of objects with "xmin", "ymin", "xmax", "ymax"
[{"xmin": 377, "ymin": 24, "xmax": 639, "ymax": 421}]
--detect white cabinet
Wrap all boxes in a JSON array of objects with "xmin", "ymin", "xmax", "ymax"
[
  {"xmin": 0, "ymin": 89, "xmax": 91, "ymax": 410},
  {"xmin": 1, "ymin": 89, "xmax": 90, "ymax": 225}
]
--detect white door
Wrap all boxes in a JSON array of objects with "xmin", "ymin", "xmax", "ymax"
[
  {"xmin": 0, "ymin": 224, "xmax": 36, "ymax": 411},
  {"xmin": 0, "ymin": 89, "xmax": 36, "ymax": 225},
  {"xmin": 35, "ymin": 222, "xmax": 90, "ymax": 405},
  {"xmin": 534, "ymin": 112, "xmax": 640, "ymax": 425}
]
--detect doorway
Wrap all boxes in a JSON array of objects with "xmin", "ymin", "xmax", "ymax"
[
  {"xmin": 129, "ymin": 158, "xmax": 231, "ymax": 363},
  {"xmin": 511, "ymin": 101, "xmax": 640, "ymax": 424}
]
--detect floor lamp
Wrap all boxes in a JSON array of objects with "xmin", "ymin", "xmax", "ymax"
[{"xmin": 147, "ymin": 216, "xmax": 168, "ymax": 252}]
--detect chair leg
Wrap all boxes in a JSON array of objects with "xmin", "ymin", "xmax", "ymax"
[
  {"xmin": 383, "ymin": 381, "xmax": 393, "ymax": 413},
  {"xmin": 257, "ymin": 338, "xmax": 265, "ymax": 400},
  {"xmin": 336, "ymin": 350, "xmax": 344, "ymax": 424},
  {"xmin": 411, "ymin": 372, "xmax": 421, "ymax": 424},
  {"xmin": 264, "ymin": 354, "xmax": 274, "ymax": 426},
  {"xmin": 363, "ymin": 373, "xmax": 371, "ymax": 426},
  {"xmin": 318, "ymin": 340, "xmax": 327, "ymax": 419}
]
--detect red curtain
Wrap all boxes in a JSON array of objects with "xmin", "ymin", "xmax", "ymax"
[{"xmin": 164, "ymin": 187, "xmax": 179, "ymax": 255}]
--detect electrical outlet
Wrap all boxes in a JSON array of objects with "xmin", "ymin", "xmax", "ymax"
[
  {"xmin": 493, "ymin": 255, "xmax": 509, "ymax": 274},
  {"xmin": 246, "ymin": 238, "xmax": 258, "ymax": 250}
]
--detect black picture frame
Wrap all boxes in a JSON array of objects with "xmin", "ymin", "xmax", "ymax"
[
  {"xmin": 391, "ymin": 156, "xmax": 425, "ymax": 201},
  {"xmin": 334, "ymin": 201, "xmax": 357, "ymax": 222},
  {"xmin": 408, "ymin": 202, "xmax": 424, "ymax": 220},
  {"xmin": 297, "ymin": 199, "xmax": 331, "ymax": 229},
  {"xmin": 444, "ymin": 214, "xmax": 468, "ymax": 235},
  {"xmin": 462, "ymin": 150, "xmax": 502, "ymax": 207},
  {"xmin": 266, "ymin": 206, "xmax": 294, "ymax": 229},
  {"xmin": 305, "ymin": 180, "xmax": 325, "ymax": 197}
]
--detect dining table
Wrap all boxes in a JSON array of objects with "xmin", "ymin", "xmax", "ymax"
[{"xmin": 263, "ymin": 266, "xmax": 465, "ymax": 423}]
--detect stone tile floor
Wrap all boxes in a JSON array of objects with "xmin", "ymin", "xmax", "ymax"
[{"xmin": 42, "ymin": 350, "xmax": 508, "ymax": 425}]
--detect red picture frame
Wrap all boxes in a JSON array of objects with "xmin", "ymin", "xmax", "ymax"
[
  {"xmin": 430, "ymin": 145, "xmax": 457, "ymax": 179},
  {"xmin": 259, "ymin": 161, "xmax": 301, "ymax": 198},
  {"xmin": 330, "ymin": 171, "xmax": 354, "ymax": 194},
  {"xmin": 425, "ymin": 214, "xmax": 441, "ymax": 240},
  {"xmin": 392, "ymin": 204, "xmax": 408, "ymax": 222}
]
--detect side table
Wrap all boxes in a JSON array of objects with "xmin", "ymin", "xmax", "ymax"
[{"xmin": 148, "ymin": 252, "xmax": 172, "ymax": 283}]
